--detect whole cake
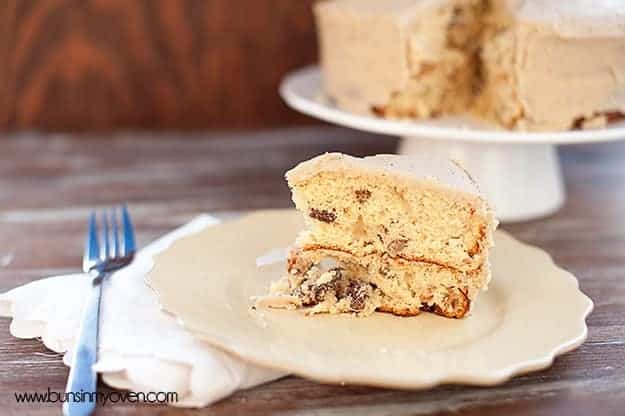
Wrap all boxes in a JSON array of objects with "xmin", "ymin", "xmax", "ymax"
[
  {"xmin": 260, "ymin": 153, "xmax": 497, "ymax": 318},
  {"xmin": 315, "ymin": 0, "xmax": 625, "ymax": 131}
]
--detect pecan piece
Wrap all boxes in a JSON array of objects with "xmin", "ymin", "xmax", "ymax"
[
  {"xmin": 309, "ymin": 208, "xmax": 336, "ymax": 223},
  {"xmin": 311, "ymin": 268, "xmax": 342, "ymax": 303},
  {"xmin": 354, "ymin": 189, "xmax": 372, "ymax": 203},
  {"xmin": 312, "ymin": 283, "xmax": 331, "ymax": 303},
  {"xmin": 345, "ymin": 280, "xmax": 369, "ymax": 311}
]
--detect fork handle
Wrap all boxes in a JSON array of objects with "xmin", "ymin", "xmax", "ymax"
[{"xmin": 63, "ymin": 272, "xmax": 104, "ymax": 416}]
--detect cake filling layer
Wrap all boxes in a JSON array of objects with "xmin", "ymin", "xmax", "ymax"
[
  {"xmin": 299, "ymin": 242, "xmax": 486, "ymax": 274},
  {"xmin": 265, "ymin": 247, "xmax": 485, "ymax": 318}
]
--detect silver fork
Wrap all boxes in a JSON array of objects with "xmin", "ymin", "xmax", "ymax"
[{"xmin": 63, "ymin": 205, "xmax": 136, "ymax": 416}]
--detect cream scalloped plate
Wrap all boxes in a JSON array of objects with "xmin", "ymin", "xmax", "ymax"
[{"xmin": 146, "ymin": 210, "xmax": 593, "ymax": 389}]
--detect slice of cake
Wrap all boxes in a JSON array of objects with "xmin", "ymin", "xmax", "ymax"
[
  {"xmin": 261, "ymin": 153, "xmax": 497, "ymax": 318},
  {"xmin": 315, "ymin": 0, "xmax": 625, "ymax": 131}
]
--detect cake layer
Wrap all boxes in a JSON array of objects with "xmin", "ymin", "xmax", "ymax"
[
  {"xmin": 262, "ymin": 247, "xmax": 485, "ymax": 318},
  {"xmin": 287, "ymin": 153, "xmax": 496, "ymax": 273}
]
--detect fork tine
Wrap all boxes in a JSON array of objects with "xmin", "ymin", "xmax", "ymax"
[
  {"xmin": 121, "ymin": 204, "xmax": 136, "ymax": 256},
  {"xmin": 101, "ymin": 211, "xmax": 110, "ymax": 261},
  {"xmin": 83, "ymin": 212, "xmax": 100, "ymax": 272},
  {"xmin": 111, "ymin": 208, "xmax": 120, "ymax": 258}
]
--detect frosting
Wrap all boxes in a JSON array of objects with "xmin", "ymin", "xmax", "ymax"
[
  {"xmin": 512, "ymin": 4, "xmax": 625, "ymax": 130},
  {"xmin": 286, "ymin": 152, "xmax": 482, "ymax": 197},
  {"xmin": 515, "ymin": 0, "xmax": 625, "ymax": 37}
]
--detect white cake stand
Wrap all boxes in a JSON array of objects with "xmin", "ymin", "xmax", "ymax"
[{"xmin": 280, "ymin": 66, "xmax": 625, "ymax": 223}]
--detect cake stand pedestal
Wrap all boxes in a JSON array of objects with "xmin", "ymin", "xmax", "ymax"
[
  {"xmin": 280, "ymin": 66, "xmax": 625, "ymax": 223},
  {"xmin": 398, "ymin": 138, "xmax": 563, "ymax": 222}
]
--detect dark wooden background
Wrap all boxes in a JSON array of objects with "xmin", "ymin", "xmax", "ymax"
[{"xmin": 0, "ymin": 0, "xmax": 318, "ymax": 131}]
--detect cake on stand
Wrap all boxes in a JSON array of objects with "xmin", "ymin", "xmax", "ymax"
[{"xmin": 280, "ymin": 66, "xmax": 625, "ymax": 223}]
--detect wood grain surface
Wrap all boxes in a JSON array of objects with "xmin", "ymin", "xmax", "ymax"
[
  {"xmin": 0, "ymin": 127, "xmax": 624, "ymax": 415},
  {"xmin": 0, "ymin": 0, "xmax": 318, "ymax": 131}
]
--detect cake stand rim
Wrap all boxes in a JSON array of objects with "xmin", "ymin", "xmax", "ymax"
[{"xmin": 280, "ymin": 65, "xmax": 625, "ymax": 145}]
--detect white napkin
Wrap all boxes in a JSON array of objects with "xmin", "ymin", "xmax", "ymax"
[{"xmin": 0, "ymin": 215, "xmax": 285, "ymax": 407}]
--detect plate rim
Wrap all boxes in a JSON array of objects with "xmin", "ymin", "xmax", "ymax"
[
  {"xmin": 146, "ymin": 210, "xmax": 594, "ymax": 390},
  {"xmin": 279, "ymin": 65, "xmax": 625, "ymax": 145}
]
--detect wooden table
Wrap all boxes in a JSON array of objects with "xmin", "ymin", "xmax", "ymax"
[{"xmin": 0, "ymin": 127, "xmax": 623, "ymax": 415}]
